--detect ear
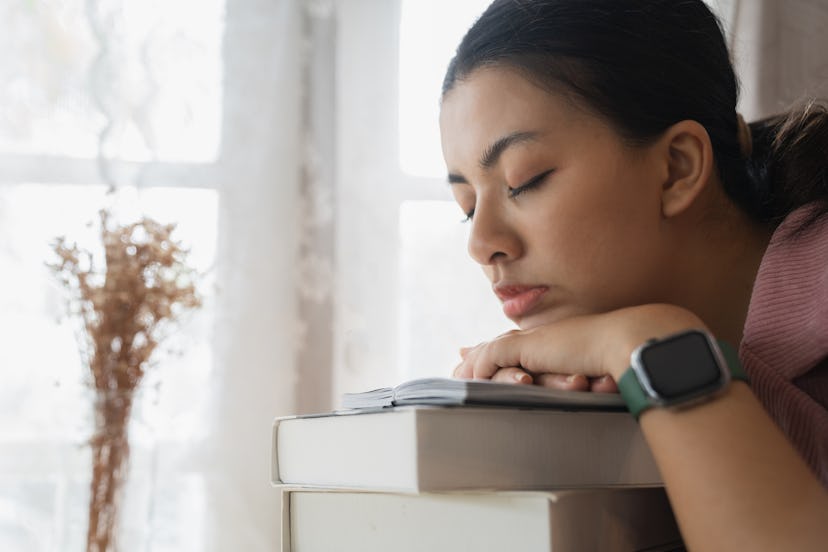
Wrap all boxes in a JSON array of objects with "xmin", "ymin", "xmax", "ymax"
[{"xmin": 658, "ymin": 120, "xmax": 714, "ymax": 218}]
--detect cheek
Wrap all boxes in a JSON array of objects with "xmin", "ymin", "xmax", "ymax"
[
  {"xmin": 582, "ymin": 217, "xmax": 665, "ymax": 307},
  {"xmin": 583, "ymin": 195, "xmax": 657, "ymax": 257},
  {"xmin": 574, "ymin": 164, "xmax": 662, "ymax": 251},
  {"xmin": 544, "ymin": 183, "xmax": 663, "ymax": 301}
]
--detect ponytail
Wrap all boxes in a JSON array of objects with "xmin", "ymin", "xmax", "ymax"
[{"xmin": 745, "ymin": 100, "xmax": 828, "ymax": 230}]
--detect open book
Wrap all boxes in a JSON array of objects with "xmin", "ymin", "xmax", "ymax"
[{"xmin": 341, "ymin": 377, "xmax": 626, "ymax": 410}]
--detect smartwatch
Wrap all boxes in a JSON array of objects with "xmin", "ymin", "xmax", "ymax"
[{"xmin": 618, "ymin": 329, "xmax": 749, "ymax": 419}]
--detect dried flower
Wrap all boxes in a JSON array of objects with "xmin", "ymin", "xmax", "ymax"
[{"xmin": 50, "ymin": 208, "xmax": 201, "ymax": 552}]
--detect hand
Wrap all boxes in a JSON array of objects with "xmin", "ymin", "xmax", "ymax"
[
  {"xmin": 457, "ymin": 345, "xmax": 618, "ymax": 391},
  {"xmin": 453, "ymin": 304, "xmax": 707, "ymax": 389}
]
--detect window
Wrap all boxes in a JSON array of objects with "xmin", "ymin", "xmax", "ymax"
[
  {"xmin": 397, "ymin": 0, "xmax": 513, "ymax": 380},
  {"xmin": 333, "ymin": 0, "xmax": 512, "ymax": 394},
  {"xmin": 398, "ymin": 0, "xmax": 493, "ymax": 178}
]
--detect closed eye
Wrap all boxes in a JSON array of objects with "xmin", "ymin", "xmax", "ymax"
[
  {"xmin": 508, "ymin": 169, "xmax": 555, "ymax": 198},
  {"xmin": 459, "ymin": 168, "xmax": 554, "ymax": 223}
]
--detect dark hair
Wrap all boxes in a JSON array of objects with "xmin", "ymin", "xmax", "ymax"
[{"xmin": 443, "ymin": 0, "xmax": 828, "ymax": 228}]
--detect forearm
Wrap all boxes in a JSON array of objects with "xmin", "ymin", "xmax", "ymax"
[
  {"xmin": 639, "ymin": 382, "xmax": 828, "ymax": 551},
  {"xmin": 453, "ymin": 303, "xmax": 828, "ymax": 548}
]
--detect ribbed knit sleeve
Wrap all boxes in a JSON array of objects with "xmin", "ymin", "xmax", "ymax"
[{"xmin": 740, "ymin": 204, "xmax": 828, "ymax": 487}]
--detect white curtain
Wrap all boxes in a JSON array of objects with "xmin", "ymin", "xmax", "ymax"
[{"xmin": 203, "ymin": 0, "xmax": 303, "ymax": 549}]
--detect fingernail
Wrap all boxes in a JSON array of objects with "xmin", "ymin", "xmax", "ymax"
[
  {"xmin": 566, "ymin": 374, "xmax": 580, "ymax": 383},
  {"xmin": 459, "ymin": 347, "xmax": 471, "ymax": 358},
  {"xmin": 514, "ymin": 372, "xmax": 531, "ymax": 384}
]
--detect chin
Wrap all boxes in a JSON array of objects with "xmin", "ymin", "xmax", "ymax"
[{"xmin": 515, "ymin": 308, "xmax": 576, "ymax": 330}]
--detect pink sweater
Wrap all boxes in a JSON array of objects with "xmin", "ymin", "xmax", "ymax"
[{"xmin": 741, "ymin": 204, "xmax": 828, "ymax": 487}]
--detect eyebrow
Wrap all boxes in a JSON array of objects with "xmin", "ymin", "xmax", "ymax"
[{"xmin": 447, "ymin": 130, "xmax": 540, "ymax": 184}]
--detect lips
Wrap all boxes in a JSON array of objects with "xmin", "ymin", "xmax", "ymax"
[{"xmin": 494, "ymin": 284, "xmax": 549, "ymax": 319}]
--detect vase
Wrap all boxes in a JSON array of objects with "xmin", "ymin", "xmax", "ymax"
[{"xmin": 85, "ymin": 389, "xmax": 157, "ymax": 552}]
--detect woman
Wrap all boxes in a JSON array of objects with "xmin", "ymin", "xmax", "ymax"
[{"xmin": 443, "ymin": 0, "xmax": 828, "ymax": 549}]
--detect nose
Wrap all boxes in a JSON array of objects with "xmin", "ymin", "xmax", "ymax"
[{"xmin": 467, "ymin": 197, "xmax": 523, "ymax": 266}]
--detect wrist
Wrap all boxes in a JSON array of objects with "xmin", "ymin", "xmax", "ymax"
[
  {"xmin": 618, "ymin": 329, "xmax": 748, "ymax": 419},
  {"xmin": 602, "ymin": 304, "xmax": 708, "ymax": 381}
]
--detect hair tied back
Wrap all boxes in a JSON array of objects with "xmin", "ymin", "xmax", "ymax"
[{"xmin": 737, "ymin": 113, "xmax": 753, "ymax": 158}]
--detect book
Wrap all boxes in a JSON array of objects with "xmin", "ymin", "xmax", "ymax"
[
  {"xmin": 341, "ymin": 377, "xmax": 627, "ymax": 410},
  {"xmin": 272, "ymin": 406, "xmax": 662, "ymax": 492},
  {"xmin": 282, "ymin": 487, "xmax": 684, "ymax": 552}
]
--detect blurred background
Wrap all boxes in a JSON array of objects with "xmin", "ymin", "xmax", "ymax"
[{"xmin": 1, "ymin": 0, "xmax": 826, "ymax": 550}]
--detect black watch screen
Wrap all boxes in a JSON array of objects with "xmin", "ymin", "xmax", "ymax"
[{"xmin": 639, "ymin": 330, "xmax": 725, "ymax": 400}]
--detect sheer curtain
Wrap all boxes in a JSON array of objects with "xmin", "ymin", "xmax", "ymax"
[{"xmin": 203, "ymin": 0, "xmax": 305, "ymax": 549}]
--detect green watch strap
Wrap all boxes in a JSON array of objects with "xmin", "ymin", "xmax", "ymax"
[
  {"xmin": 716, "ymin": 340, "xmax": 749, "ymax": 382},
  {"xmin": 618, "ymin": 367, "xmax": 651, "ymax": 420},
  {"xmin": 618, "ymin": 339, "xmax": 749, "ymax": 420}
]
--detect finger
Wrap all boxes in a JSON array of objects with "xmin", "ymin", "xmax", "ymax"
[
  {"xmin": 454, "ymin": 343, "xmax": 484, "ymax": 379},
  {"xmin": 491, "ymin": 367, "xmax": 533, "ymax": 385},
  {"xmin": 453, "ymin": 361, "xmax": 473, "ymax": 379},
  {"xmin": 589, "ymin": 375, "xmax": 619, "ymax": 394},
  {"xmin": 472, "ymin": 324, "xmax": 608, "ymax": 381},
  {"xmin": 471, "ymin": 330, "xmax": 525, "ymax": 380},
  {"xmin": 535, "ymin": 373, "xmax": 591, "ymax": 391}
]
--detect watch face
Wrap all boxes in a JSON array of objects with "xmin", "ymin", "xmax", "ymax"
[{"xmin": 639, "ymin": 330, "xmax": 724, "ymax": 400}]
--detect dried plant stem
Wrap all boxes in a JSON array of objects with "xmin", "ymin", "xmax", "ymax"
[{"xmin": 87, "ymin": 394, "xmax": 132, "ymax": 552}]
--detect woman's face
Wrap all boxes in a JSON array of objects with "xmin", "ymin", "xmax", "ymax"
[{"xmin": 440, "ymin": 67, "xmax": 677, "ymax": 330}]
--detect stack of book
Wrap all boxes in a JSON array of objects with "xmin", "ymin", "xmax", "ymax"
[{"xmin": 272, "ymin": 378, "xmax": 684, "ymax": 551}]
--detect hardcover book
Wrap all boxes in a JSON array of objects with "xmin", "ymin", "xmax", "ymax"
[
  {"xmin": 282, "ymin": 487, "xmax": 683, "ymax": 552},
  {"xmin": 272, "ymin": 404, "xmax": 661, "ymax": 492}
]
